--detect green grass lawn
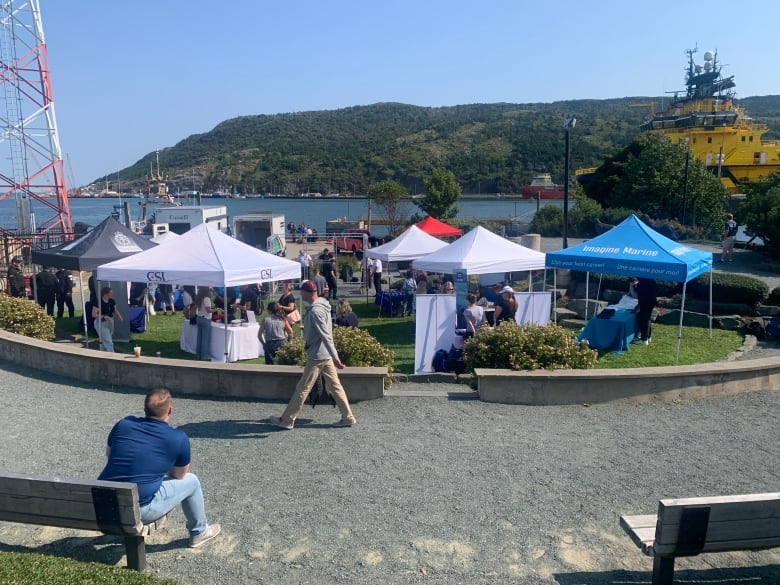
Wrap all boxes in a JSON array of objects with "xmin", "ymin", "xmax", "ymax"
[{"xmin": 58, "ymin": 301, "xmax": 745, "ymax": 374}]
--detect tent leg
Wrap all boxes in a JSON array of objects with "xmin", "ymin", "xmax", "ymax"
[
  {"xmin": 79, "ymin": 278, "xmax": 89, "ymax": 348},
  {"xmin": 709, "ymin": 270, "xmax": 713, "ymax": 338},
  {"xmin": 675, "ymin": 283, "xmax": 687, "ymax": 365}
]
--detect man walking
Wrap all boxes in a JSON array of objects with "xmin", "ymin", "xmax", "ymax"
[
  {"xmin": 371, "ymin": 257, "xmax": 383, "ymax": 292},
  {"xmin": 98, "ymin": 388, "xmax": 221, "ymax": 548},
  {"xmin": 721, "ymin": 213, "xmax": 738, "ymax": 263},
  {"xmin": 270, "ymin": 280, "xmax": 356, "ymax": 429},
  {"xmin": 297, "ymin": 249, "xmax": 312, "ymax": 280},
  {"xmin": 56, "ymin": 268, "xmax": 75, "ymax": 318}
]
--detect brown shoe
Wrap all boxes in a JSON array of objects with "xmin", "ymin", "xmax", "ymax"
[{"xmin": 189, "ymin": 523, "xmax": 221, "ymax": 548}]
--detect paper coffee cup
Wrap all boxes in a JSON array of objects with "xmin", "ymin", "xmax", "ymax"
[{"xmin": 133, "ymin": 346, "xmax": 141, "ymax": 358}]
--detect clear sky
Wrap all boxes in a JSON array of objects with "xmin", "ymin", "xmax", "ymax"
[{"xmin": 38, "ymin": 0, "xmax": 779, "ymax": 186}]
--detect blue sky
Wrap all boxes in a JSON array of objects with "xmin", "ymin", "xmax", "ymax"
[{"xmin": 39, "ymin": 0, "xmax": 779, "ymax": 186}]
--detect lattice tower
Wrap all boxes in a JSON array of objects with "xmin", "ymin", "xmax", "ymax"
[{"xmin": 0, "ymin": 0, "xmax": 71, "ymax": 235}]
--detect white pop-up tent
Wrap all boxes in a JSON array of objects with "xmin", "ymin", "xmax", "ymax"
[
  {"xmin": 411, "ymin": 226, "xmax": 550, "ymax": 373},
  {"xmin": 97, "ymin": 223, "xmax": 301, "ymax": 286},
  {"xmin": 364, "ymin": 225, "xmax": 448, "ymax": 262},
  {"xmin": 413, "ymin": 225, "xmax": 546, "ymax": 273}
]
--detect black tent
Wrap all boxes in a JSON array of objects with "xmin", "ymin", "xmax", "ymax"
[
  {"xmin": 31, "ymin": 216, "xmax": 157, "ymax": 344},
  {"xmin": 32, "ymin": 216, "xmax": 156, "ymax": 270}
]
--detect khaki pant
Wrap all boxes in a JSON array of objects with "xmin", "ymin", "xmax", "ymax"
[{"xmin": 281, "ymin": 358, "xmax": 355, "ymax": 423}]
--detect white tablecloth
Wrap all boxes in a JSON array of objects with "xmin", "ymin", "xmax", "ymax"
[{"xmin": 180, "ymin": 320, "xmax": 263, "ymax": 363}]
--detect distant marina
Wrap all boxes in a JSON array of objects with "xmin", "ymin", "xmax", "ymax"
[{"xmin": 0, "ymin": 196, "xmax": 561, "ymax": 237}]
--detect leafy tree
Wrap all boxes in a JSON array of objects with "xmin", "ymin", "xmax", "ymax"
[
  {"xmin": 417, "ymin": 167, "xmax": 461, "ymax": 220},
  {"xmin": 584, "ymin": 133, "xmax": 729, "ymax": 235},
  {"xmin": 739, "ymin": 171, "xmax": 780, "ymax": 259},
  {"xmin": 367, "ymin": 180, "xmax": 409, "ymax": 237}
]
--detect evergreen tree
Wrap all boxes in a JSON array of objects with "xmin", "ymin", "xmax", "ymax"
[{"xmin": 739, "ymin": 171, "xmax": 780, "ymax": 259}]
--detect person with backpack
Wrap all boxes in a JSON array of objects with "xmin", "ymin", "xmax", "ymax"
[
  {"xmin": 721, "ymin": 213, "xmax": 738, "ymax": 263},
  {"xmin": 401, "ymin": 269, "xmax": 417, "ymax": 316}
]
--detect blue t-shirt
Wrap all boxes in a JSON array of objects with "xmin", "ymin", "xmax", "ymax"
[{"xmin": 98, "ymin": 416, "xmax": 191, "ymax": 506}]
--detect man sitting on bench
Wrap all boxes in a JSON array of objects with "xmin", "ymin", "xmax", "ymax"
[{"xmin": 98, "ymin": 387, "xmax": 221, "ymax": 548}]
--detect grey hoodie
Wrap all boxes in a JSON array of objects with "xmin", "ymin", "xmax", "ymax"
[{"xmin": 303, "ymin": 297, "xmax": 340, "ymax": 361}]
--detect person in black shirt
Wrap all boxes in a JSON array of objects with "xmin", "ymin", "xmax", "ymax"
[
  {"xmin": 34, "ymin": 268, "xmax": 59, "ymax": 316},
  {"xmin": 56, "ymin": 268, "xmax": 76, "ymax": 318},
  {"xmin": 633, "ymin": 278, "xmax": 657, "ymax": 345},
  {"xmin": 6, "ymin": 256, "xmax": 26, "ymax": 298},
  {"xmin": 92, "ymin": 286, "xmax": 123, "ymax": 352}
]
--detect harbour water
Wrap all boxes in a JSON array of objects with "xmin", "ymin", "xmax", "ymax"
[{"xmin": 0, "ymin": 196, "xmax": 561, "ymax": 236}]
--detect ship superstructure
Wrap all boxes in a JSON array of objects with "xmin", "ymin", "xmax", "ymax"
[{"xmin": 641, "ymin": 48, "xmax": 780, "ymax": 192}]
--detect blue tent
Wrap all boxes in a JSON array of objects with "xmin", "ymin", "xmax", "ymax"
[
  {"xmin": 546, "ymin": 215, "xmax": 713, "ymax": 363},
  {"xmin": 546, "ymin": 215, "xmax": 712, "ymax": 282}
]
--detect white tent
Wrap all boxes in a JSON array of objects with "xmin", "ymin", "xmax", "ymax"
[
  {"xmin": 413, "ymin": 225, "xmax": 546, "ymax": 273},
  {"xmin": 364, "ymin": 225, "xmax": 448, "ymax": 262},
  {"xmin": 150, "ymin": 230, "xmax": 181, "ymax": 244},
  {"xmin": 97, "ymin": 223, "xmax": 301, "ymax": 286}
]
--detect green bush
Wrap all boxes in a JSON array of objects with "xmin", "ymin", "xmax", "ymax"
[
  {"xmin": 463, "ymin": 321, "xmax": 597, "ymax": 371},
  {"xmin": 567, "ymin": 196, "xmax": 602, "ymax": 237},
  {"xmin": 529, "ymin": 205, "xmax": 563, "ymax": 236},
  {"xmin": 599, "ymin": 207, "xmax": 641, "ymax": 226},
  {"xmin": 768, "ymin": 287, "xmax": 780, "ymax": 306},
  {"xmin": 689, "ymin": 272, "xmax": 769, "ymax": 306},
  {"xmin": 274, "ymin": 326, "xmax": 394, "ymax": 386},
  {"xmin": 647, "ymin": 217, "xmax": 706, "ymax": 241},
  {"xmin": 0, "ymin": 295, "xmax": 55, "ymax": 339},
  {"xmin": 568, "ymin": 273, "xmax": 680, "ymax": 298}
]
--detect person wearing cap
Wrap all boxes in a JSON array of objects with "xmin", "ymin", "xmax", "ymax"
[
  {"xmin": 7, "ymin": 256, "xmax": 26, "ymax": 298},
  {"xmin": 269, "ymin": 279, "xmax": 357, "ymax": 430},
  {"xmin": 493, "ymin": 285, "xmax": 518, "ymax": 325}
]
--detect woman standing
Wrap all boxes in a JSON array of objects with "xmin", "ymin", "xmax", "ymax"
[
  {"xmin": 92, "ymin": 287, "xmax": 123, "ymax": 352},
  {"xmin": 194, "ymin": 286, "xmax": 216, "ymax": 360},
  {"xmin": 463, "ymin": 293, "xmax": 485, "ymax": 337},
  {"xmin": 278, "ymin": 282, "xmax": 300, "ymax": 324},
  {"xmin": 259, "ymin": 302, "xmax": 293, "ymax": 364}
]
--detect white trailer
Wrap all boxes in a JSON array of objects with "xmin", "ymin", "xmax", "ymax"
[
  {"xmin": 232, "ymin": 211, "xmax": 287, "ymax": 256},
  {"xmin": 153, "ymin": 205, "xmax": 229, "ymax": 234}
]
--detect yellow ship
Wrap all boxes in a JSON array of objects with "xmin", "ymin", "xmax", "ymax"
[
  {"xmin": 578, "ymin": 49, "xmax": 780, "ymax": 193},
  {"xmin": 642, "ymin": 48, "xmax": 780, "ymax": 192}
]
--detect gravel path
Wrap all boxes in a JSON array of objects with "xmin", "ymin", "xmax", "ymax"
[{"xmin": 1, "ymin": 362, "xmax": 779, "ymax": 584}]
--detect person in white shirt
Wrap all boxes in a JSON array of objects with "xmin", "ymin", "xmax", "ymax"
[
  {"xmin": 463, "ymin": 293, "xmax": 485, "ymax": 337},
  {"xmin": 297, "ymin": 250, "xmax": 312, "ymax": 280},
  {"xmin": 371, "ymin": 257, "xmax": 383, "ymax": 292}
]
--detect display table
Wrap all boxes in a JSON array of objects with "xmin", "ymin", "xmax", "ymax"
[
  {"xmin": 577, "ymin": 310, "xmax": 636, "ymax": 352},
  {"xmin": 180, "ymin": 320, "xmax": 263, "ymax": 363}
]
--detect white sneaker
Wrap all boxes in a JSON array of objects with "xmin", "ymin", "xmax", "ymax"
[
  {"xmin": 189, "ymin": 523, "xmax": 221, "ymax": 548},
  {"xmin": 269, "ymin": 415, "xmax": 294, "ymax": 430}
]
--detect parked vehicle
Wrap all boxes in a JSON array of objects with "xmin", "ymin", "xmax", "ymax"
[
  {"xmin": 233, "ymin": 212, "xmax": 287, "ymax": 256},
  {"xmin": 334, "ymin": 228, "xmax": 371, "ymax": 255}
]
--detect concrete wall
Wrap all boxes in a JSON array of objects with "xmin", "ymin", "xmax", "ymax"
[
  {"xmin": 475, "ymin": 359, "xmax": 780, "ymax": 405},
  {"xmin": 0, "ymin": 330, "xmax": 385, "ymax": 401}
]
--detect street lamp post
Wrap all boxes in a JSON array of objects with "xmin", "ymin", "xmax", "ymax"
[
  {"xmin": 680, "ymin": 137, "xmax": 690, "ymax": 225},
  {"xmin": 563, "ymin": 117, "xmax": 576, "ymax": 249}
]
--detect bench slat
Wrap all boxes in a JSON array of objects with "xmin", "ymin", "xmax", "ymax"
[{"xmin": 620, "ymin": 515, "xmax": 657, "ymax": 555}]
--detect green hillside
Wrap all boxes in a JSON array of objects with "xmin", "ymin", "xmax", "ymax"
[{"xmin": 101, "ymin": 97, "xmax": 780, "ymax": 195}]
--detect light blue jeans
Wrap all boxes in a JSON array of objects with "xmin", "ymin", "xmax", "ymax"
[
  {"xmin": 140, "ymin": 473, "xmax": 208, "ymax": 536},
  {"xmin": 98, "ymin": 319, "xmax": 115, "ymax": 352},
  {"xmin": 196, "ymin": 316, "xmax": 212, "ymax": 359}
]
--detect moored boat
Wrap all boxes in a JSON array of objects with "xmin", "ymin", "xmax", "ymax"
[{"xmin": 519, "ymin": 173, "xmax": 564, "ymax": 199}]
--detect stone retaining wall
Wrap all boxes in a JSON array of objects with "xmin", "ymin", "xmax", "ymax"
[{"xmin": 0, "ymin": 330, "xmax": 385, "ymax": 401}]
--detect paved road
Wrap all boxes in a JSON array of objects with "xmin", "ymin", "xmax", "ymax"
[{"xmin": 0, "ymin": 362, "xmax": 778, "ymax": 584}]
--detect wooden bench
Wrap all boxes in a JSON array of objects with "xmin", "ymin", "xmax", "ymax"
[
  {"xmin": 620, "ymin": 492, "xmax": 780, "ymax": 585},
  {"xmin": 0, "ymin": 470, "xmax": 168, "ymax": 571}
]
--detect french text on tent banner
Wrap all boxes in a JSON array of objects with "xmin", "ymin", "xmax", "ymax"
[
  {"xmin": 581, "ymin": 245, "xmax": 659, "ymax": 257},
  {"xmin": 615, "ymin": 264, "xmax": 679, "ymax": 277}
]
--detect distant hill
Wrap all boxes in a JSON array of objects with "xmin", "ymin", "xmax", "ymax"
[{"xmin": 100, "ymin": 96, "xmax": 780, "ymax": 195}]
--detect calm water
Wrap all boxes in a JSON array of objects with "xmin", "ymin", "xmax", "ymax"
[{"xmin": 0, "ymin": 196, "xmax": 561, "ymax": 236}]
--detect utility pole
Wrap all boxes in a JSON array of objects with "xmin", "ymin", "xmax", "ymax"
[{"xmin": 562, "ymin": 117, "xmax": 576, "ymax": 249}]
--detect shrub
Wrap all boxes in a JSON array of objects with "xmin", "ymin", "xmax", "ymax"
[
  {"xmin": 768, "ymin": 287, "xmax": 780, "ymax": 307},
  {"xmin": 0, "ymin": 295, "xmax": 55, "ymax": 339},
  {"xmin": 463, "ymin": 321, "xmax": 597, "ymax": 371},
  {"xmin": 567, "ymin": 196, "xmax": 602, "ymax": 237},
  {"xmin": 599, "ymin": 207, "xmax": 640, "ymax": 226},
  {"xmin": 568, "ymin": 273, "xmax": 680, "ymax": 298},
  {"xmin": 689, "ymin": 272, "xmax": 769, "ymax": 306},
  {"xmin": 647, "ymin": 218, "xmax": 706, "ymax": 241},
  {"xmin": 273, "ymin": 326, "xmax": 394, "ymax": 386},
  {"xmin": 529, "ymin": 205, "xmax": 563, "ymax": 236}
]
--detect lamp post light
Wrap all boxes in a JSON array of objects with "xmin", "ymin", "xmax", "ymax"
[{"xmin": 562, "ymin": 117, "xmax": 576, "ymax": 249}]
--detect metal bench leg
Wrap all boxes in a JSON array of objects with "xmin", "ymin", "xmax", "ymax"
[
  {"xmin": 124, "ymin": 535, "xmax": 146, "ymax": 572},
  {"xmin": 652, "ymin": 555, "xmax": 675, "ymax": 585}
]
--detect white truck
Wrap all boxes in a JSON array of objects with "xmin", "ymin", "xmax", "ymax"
[
  {"xmin": 232, "ymin": 211, "xmax": 287, "ymax": 256},
  {"xmin": 153, "ymin": 205, "xmax": 229, "ymax": 234}
]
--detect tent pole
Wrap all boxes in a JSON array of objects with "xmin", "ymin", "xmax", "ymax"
[
  {"xmin": 553, "ymin": 271, "xmax": 557, "ymax": 324},
  {"xmin": 676, "ymin": 282, "xmax": 687, "ymax": 364},
  {"xmin": 223, "ymin": 282, "xmax": 229, "ymax": 362},
  {"xmin": 79, "ymin": 276, "xmax": 89, "ymax": 348},
  {"xmin": 585, "ymin": 273, "xmax": 590, "ymax": 320}
]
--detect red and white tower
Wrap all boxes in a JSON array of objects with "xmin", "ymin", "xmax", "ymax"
[{"xmin": 0, "ymin": 0, "xmax": 71, "ymax": 235}]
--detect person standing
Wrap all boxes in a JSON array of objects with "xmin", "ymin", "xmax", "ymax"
[
  {"xmin": 270, "ymin": 280, "xmax": 357, "ymax": 429},
  {"xmin": 6, "ymin": 256, "xmax": 26, "ymax": 298},
  {"xmin": 194, "ymin": 287, "xmax": 215, "ymax": 360},
  {"xmin": 463, "ymin": 293, "xmax": 485, "ymax": 337},
  {"xmin": 98, "ymin": 388, "xmax": 221, "ymax": 548},
  {"xmin": 371, "ymin": 257, "xmax": 383, "ymax": 292},
  {"xmin": 297, "ymin": 249, "xmax": 312, "ymax": 280},
  {"xmin": 311, "ymin": 268, "xmax": 328, "ymax": 298},
  {"xmin": 34, "ymin": 267, "xmax": 59, "ymax": 316},
  {"xmin": 56, "ymin": 268, "xmax": 75, "ymax": 318},
  {"xmin": 493, "ymin": 286, "xmax": 518, "ymax": 325},
  {"xmin": 401, "ymin": 269, "xmax": 417, "ymax": 316},
  {"xmin": 325, "ymin": 255, "xmax": 338, "ymax": 300},
  {"xmin": 259, "ymin": 302, "xmax": 292, "ymax": 364},
  {"xmin": 721, "ymin": 213, "xmax": 738, "ymax": 263},
  {"xmin": 633, "ymin": 278, "xmax": 657, "ymax": 345},
  {"xmin": 92, "ymin": 286, "xmax": 123, "ymax": 352}
]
